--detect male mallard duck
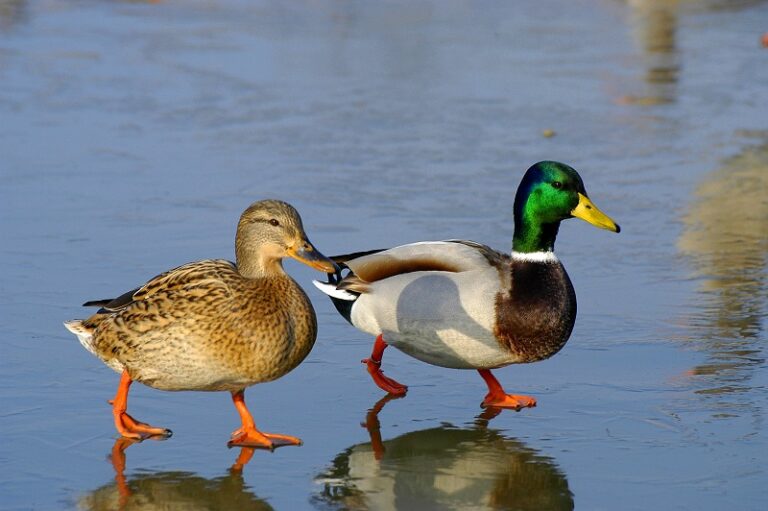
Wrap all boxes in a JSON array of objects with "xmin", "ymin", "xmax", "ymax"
[
  {"xmin": 65, "ymin": 200, "xmax": 336, "ymax": 448},
  {"xmin": 314, "ymin": 161, "xmax": 620, "ymax": 409}
]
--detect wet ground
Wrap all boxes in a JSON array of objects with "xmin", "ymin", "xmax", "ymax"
[{"xmin": 1, "ymin": 1, "xmax": 767, "ymax": 510}]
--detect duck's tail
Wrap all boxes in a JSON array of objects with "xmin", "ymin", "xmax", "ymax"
[
  {"xmin": 312, "ymin": 273, "xmax": 359, "ymax": 324},
  {"xmin": 312, "ymin": 280, "xmax": 358, "ymax": 301},
  {"xmin": 313, "ymin": 250, "xmax": 384, "ymax": 324},
  {"xmin": 63, "ymin": 319, "xmax": 98, "ymax": 357}
]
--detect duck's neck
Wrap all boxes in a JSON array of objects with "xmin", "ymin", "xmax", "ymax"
[
  {"xmin": 235, "ymin": 242, "xmax": 286, "ymax": 279},
  {"xmin": 236, "ymin": 259, "xmax": 285, "ymax": 279},
  {"xmin": 512, "ymin": 217, "xmax": 561, "ymax": 255}
]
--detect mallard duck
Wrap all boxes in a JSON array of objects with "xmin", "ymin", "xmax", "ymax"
[
  {"xmin": 80, "ymin": 439, "xmax": 270, "ymax": 511},
  {"xmin": 65, "ymin": 200, "xmax": 336, "ymax": 448},
  {"xmin": 314, "ymin": 161, "xmax": 620, "ymax": 409},
  {"xmin": 315, "ymin": 424, "xmax": 574, "ymax": 511}
]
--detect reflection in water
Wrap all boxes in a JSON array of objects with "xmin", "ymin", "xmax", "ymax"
[
  {"xmin": 621, "ymin": 0, "xmax": 768, "ymax": 106},
  {"xmin": 0, "ymin": 0, "xmax": 26, "ymax": 30},
  {"xmin": 78, "ymin": 439, "xmax": 272, "ymax": 511},
  {"xmin": 623, "ymin": 0, "xmax": 681, "ymax": 105},
  {"xmin": 313, "ymin": 397, "xmax": 573, "ymax": 511},
  {"xmin": 678, "ymin": 139, "xmax": 768, "ymax": 414}
]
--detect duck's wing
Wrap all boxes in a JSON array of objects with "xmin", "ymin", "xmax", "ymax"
[
  {"xmin": 327, "ymin": 240, "xmax": 508, "ymax": 295},
  {"xmin": 82, "ymin": 288, "xmax": 141, "ymax": 310},
  {"xmin": 331, "ymin": 248, "xmax": 388, "ymax": 266},
  {"xmin": 83, "ymin": 259, "xmax": 237, "ymax": 314}
]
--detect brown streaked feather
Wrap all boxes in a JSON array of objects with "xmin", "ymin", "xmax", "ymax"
[
  {"xmin": 80, "ymin": 260, "xmax": 316, "ymax": 391},
  {"xmin": 130, "ymin": 260, "xmax": 236, "ymax": 303},
  {"xmin": 81, "ymin": 260, "xmax": 236, "ymax": 314}
]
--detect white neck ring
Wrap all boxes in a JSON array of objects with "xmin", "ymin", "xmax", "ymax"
[{"xmin": 511, "ymin": 251, "xmax": 559, "ymax": 263}]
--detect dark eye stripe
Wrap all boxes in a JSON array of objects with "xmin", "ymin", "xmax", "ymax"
[{"xmin": 250, "ymin": 218, "xmax": 281, "ymax": 226}]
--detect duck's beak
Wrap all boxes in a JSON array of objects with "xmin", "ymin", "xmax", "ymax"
[
  {"xmin": 571, "ymin": 193, "xmax": 621, "ymax": 233},
  {"xmin": 288, "ymin": 238, "xmax": 339, "ymax": 273}
]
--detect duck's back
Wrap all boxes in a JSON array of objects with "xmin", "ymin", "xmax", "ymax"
[{"xmin": 83, "ymin": 260, "xmax": 318, "ymax": 391}]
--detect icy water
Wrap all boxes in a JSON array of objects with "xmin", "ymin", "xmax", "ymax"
[{"xmin": 1, "ymin": 1, "xmax": 767, "ymax": 510}]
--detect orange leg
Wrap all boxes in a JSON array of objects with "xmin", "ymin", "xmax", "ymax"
[
  {"xmin": 109, "ymin": 437, "xmax": 137, "ymax": 507},
  {"xmin": 362, "ymin": 394, "xmax": 403, "ymax": 460},
  {"xmin": 227, "ymin": 390, "xmax": 302, "ymax": 449},
  {"xmin": 111, "ymin": 370, "xmax": 171, "ymax": 439},
  {"xmin": 472, "ymin": 406, "xmax": 504, "ymax": 430},
  {"xmin": 478, "ymin": 369, "xmax": 536, "ymax": 409},
  {"xmin": 362, "ymin": 335, "xmax": 408, "ymax": 396},
  {"xmin": 229, "ymin": 447, "xmax": 256, "ymax": 473}
]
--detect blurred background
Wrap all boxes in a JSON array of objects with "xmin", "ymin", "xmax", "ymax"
[{"xmin": 1, "ymin": 1, "xmax": 766, "ymax": 510}]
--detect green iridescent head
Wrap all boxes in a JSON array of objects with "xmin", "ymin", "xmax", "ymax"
[{"xmin": 512, "ymin": 161, "xmax": 620, "ymax": 253}]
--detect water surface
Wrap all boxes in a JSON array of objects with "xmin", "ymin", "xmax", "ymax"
[{"xmin": 1, "ymin": 1, "xmax": 767, "ymax": 510}]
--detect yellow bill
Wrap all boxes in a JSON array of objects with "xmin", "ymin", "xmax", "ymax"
[{"xmin": 571, "ymin": 193, "xmax": 621, "ymax": 233}]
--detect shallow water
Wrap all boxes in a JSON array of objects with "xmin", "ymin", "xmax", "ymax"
[{"xmin": 1, "ymin": 1, "xmax": 767, "ymax": 510}]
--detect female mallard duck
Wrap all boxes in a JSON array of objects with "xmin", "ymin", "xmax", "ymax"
[
  {"xmin": 65, "ymin": 200, "xmax": 336, "ymax": 448},
  {"xmin": 314, "ymin": 161, "xmax": 620, "ymax": 409}
]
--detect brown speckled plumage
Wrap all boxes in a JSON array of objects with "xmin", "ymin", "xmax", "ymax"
[
  {"xmin": 65, "ymin": 199, "xmax": 335, "ymax": 445},
  {"xmin": 79, "ymin": 260, "xmax": 317, "ymax": 391}
]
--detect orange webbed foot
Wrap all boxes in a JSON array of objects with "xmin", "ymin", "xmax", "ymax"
[
  {"xmin": 477, "ymin": 369, "xmax": 536, "ymax": 411},
  {"xmin": 227, "ymin": 427, "xmax": 302, "ymax": 450},
  {"xmin": 362, "ymin": 358, "xmax": 408, "ymax": 396},
  {"xmin": 228, "ymin": 390, "xmax": 301, "ymax": 449},
  {"xmin": 481, "ymin": 393, "xmax": 537, "ymax": 410},
  {"xmin": 113, "ymin": 408, "xmax": 172, "ymax": 439},
  {"xmin": 108, "ymin": 372, "xmax": 172, "ymax": 441}
]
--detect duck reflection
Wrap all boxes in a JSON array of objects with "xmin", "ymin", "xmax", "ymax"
[
  {"xmin": 621, "ymin": 0, "xmax": 682, "ymax": 105},
  {"xmin": 0, "ymin": 0, "xmax": 26, "ymax": 30},
  {"xmin": 313, "ymin": 396, "xmax": 573, "ymax": 511},
  {"xmin": 78, "ymin": 438, "xmax": 272, "ymax": 511},
  {"xmin": 621, "ymin": 0, "xmax": 767, "ymax": 106},
  {"xmin": 678, "ymin": 140, "xmax": 768, "ymax": 412}
]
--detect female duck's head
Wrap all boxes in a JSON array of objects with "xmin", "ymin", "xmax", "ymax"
[
  {"xmin": 513, "ymin": 161, "xmax": 620, "ymax": 253},
  {"xmin": 235, "ymin": 199, "xmax": 337, "ymax": 277}
]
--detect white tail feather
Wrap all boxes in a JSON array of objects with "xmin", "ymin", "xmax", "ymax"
[
  {"xmin": 312, "ymin": 280, "xmax": 358, "ymax": 301},
  {"xmin": 64, "ymin": 320, "xmax": 98, "ymax": 356}
]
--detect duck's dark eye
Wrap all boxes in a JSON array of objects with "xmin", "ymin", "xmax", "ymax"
[
  {"xmin": 552, "ymin": 181, "xmax": 563, "ymax": 189},
  {"xmin": 269, "ymin": 218, "xmax": 280, "ymax": 227}
]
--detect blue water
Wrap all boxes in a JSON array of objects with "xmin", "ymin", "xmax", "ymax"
[{"xmin": 1, "ymin": 1, "xmax": 766, "ymax": 510}]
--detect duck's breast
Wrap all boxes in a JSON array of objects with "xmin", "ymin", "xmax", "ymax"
[{"xmin": 494, "ymin": 260, "xmax": 577, "ymax": 362}]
